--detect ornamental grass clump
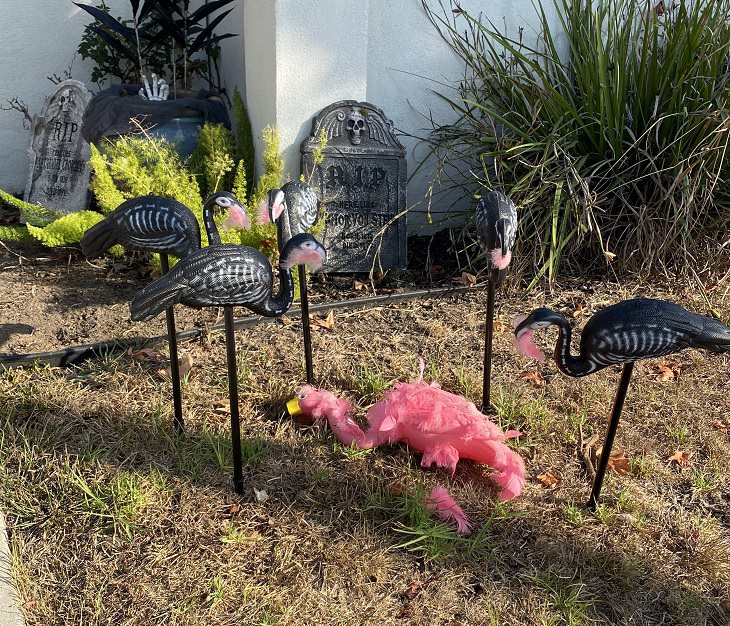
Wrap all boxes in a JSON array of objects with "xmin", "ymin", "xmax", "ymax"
[{"xmin": 424, "ymin": 0, "xmax": 730, "ymax": 282}]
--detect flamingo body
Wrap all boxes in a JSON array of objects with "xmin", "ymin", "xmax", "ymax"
[
  {"xmin": 80, "ymin": 192, "xmax": 248, "ymax": 258},
  {"xmin": 130, "ymin": 233, "xmax": 326, "ymax": 321},
  {"xmin": 514, "ymin": 298, "xmax": 730, "ymax": 377},
  {"xmin": 292, "ymin": 381, "xmax": 526, "ymax": 501}
]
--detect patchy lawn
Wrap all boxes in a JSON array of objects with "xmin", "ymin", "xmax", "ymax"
[{"xmin": 1, "ymin": 246, "xmax": 729, "ymax": 625}]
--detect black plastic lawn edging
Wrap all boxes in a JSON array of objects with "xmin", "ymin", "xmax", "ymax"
[{"xmin": 0, "ymin": 285, "xmax": 473, "ymax": 370}]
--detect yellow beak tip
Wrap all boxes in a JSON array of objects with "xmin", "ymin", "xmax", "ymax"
[{"xmin": 286, "ymin": 398, "xmax": 302, "ymax": 416}]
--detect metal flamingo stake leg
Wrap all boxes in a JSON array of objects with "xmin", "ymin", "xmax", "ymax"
[
  {"xmin": 587, "ymin": 361, "xmax": 634, "ymax": 511},
  {"xmin": 260, "ymin": 184, "xmax": 320, "ymax": 384},
  {"xmin": 298, "ymin": 265, "xmax": 314, "ymax": 384},
  {"xmin": 481, "ymin": 280, "xmax": 496, "ymax": 413},
  {"xmin": 159, "ymin": 253, "xmax": 184, "ymax": 433},
  {"xmin": 224, "ymin": 306, "xmax": 244, "ymax": 495}
]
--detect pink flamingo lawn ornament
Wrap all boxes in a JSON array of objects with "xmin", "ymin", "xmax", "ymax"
[{"xmin": 285, "ymin": 364, "xmax": 526, "ymax": 532}]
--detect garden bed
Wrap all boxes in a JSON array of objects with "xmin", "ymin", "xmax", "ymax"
[{"xmin": 0, "ymin": 240, "xmax": 729, "ymax": 625}]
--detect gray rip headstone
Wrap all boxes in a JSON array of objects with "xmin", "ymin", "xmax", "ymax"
[
  {"xmin": 24, "ymin": 80, "xmax": 93, "ymax": 215},
  {"xmin": 301, "ymin": 100, "xmax": 407, "ymax": 273}
]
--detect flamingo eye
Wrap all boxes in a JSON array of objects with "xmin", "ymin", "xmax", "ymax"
[{"xmin": 298, "ymin": 391, "xmax": 308, "ymax": 400}]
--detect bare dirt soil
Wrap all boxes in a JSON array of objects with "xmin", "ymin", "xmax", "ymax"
[{"xmin": 0, "ymin": 239, "xmax": 434, "ymax": 357}]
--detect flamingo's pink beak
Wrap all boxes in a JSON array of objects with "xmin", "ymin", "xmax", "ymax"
[{"xmin": 223, "ymin": 202, "xmax": 251, "ymax": 230}]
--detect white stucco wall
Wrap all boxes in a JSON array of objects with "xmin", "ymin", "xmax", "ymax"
[
  {"xmin": 219, "ymin": 0, "xmax": 563, "ymax": 233},
  {"xmin": 0, "ymin": 0, "xmax": 130, "ymax": 193}
]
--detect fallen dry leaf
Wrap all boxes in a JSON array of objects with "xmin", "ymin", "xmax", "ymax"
[
  {"xmin": 127, "ymin": 347, "xmax": 161, "ymax": 361},
  {"xmin": 156, "ymin": 354, "xmax": 195, "ymax": 380},
  {"xmin": 353, "ymin": 280, "xmax": 370, "ymax": 291},
  {"xmin": 536, "ymin": 471, "xmax": 560, "ymax": 488},
  {"xmin": 572, "ymin": 302, "xmax": 585, "ymax": 318},
  {"xmin": 452, "ymin": 271, "xmax": 477, "ymax": 287},
  {"xmin": 310, "ymin": 311, "xmax": 336, "ymax": 331},
  {"xmin": 605, "ymin": 452, "xmax": 631, "ymax": 476},
  {"xmin": 667, "ymin": 450, "xmax": 692, "ymax": 466},
  {"xmin": 494, "ymin": 320, "xmax": 510, "ymax": 333},
  {"xmin": 654, "ymin": 362, "xmax": 681, "ymax": 382},
  {"xmin": 212, "ymin": 399, "xmax": 230, "ymax": 415},
  {"xmin": 521, "ymin": 370, "xmax": 545, "ymax": 387},
  {"xmin": 179, "ymin": 355, "xmax": 195, "ymax": 379},
  {"xmin": 711, "ymin": 420, "xmax": 728, "ymax": 431}
]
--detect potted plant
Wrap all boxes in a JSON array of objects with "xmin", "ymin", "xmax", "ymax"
[{"xmin": 74, "ymin": 0, "xmax": 238, "ymax": 157}]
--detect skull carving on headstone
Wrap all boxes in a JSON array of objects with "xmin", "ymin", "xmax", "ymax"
[
  {"xmin": 58, "ymin": 89, "xmax": 75, "ymax": 113},
  {"xmin": 346, "ymin": 108, "xmax": 365, "ymax": 145}
]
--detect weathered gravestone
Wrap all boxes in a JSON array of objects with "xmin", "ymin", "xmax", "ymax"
[
  {"xmin": 301, "ymin": 100, "xmax": 407, "ymax": 273},
  {"xmin": 24, "ymin": 80, "xmax": 93, "ymax": 215}
]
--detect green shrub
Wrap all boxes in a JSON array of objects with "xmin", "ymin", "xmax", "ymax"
[
  {"xmin": 0, "ymin": 189, "xmax": 61, "ymax": 226},
  {"xmin": 0, "ymin": 124, "xmax": 277, "ymax": 252},
  {"xmin": 189, "ymin": 124, "xmax": 237, "ymax": 198},
  {"xmin": 424, "ymin": 0, "xmax": 730, "ymax": 283},
  {"xmin": 0, "ymin": 225, "xmax": 34, "ymax": 244},
  {"xmin": 26, "ymin": 211, "xmax": 106, "ymax": 248}
]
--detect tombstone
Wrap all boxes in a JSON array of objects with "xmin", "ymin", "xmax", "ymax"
[
  {"xmin": 301, "ymin": 100, "xmax": 407, "ymax": 273},
  {"xmin": 24, "ymin": 80, "xmax": 93, "ymax": 215}
]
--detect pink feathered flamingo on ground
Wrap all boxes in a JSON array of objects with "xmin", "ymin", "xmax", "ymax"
[{"xmin": 287, "ymin": 366, "xmax": 526, "ymax": 532}]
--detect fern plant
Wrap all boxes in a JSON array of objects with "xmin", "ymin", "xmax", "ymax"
[{"xmin": 0, "ymin": 189, "xmax": 61, "ymax": 226}]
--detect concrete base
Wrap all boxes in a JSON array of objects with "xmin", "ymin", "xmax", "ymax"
[{"xmin": 0, "ymin": 512, "xmax": 24, "ymax": 626}]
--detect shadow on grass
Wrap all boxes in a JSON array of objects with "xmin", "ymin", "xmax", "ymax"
[{"xmin": 0, "ymin": 361, "xmax": 728, "ymax": 625}]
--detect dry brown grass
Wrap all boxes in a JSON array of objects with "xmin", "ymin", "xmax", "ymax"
[{"xmin": 1, "ymin": 277, "xmax": 729, "ymax": 625}]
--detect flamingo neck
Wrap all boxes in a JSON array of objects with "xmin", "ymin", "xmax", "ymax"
[
  {"xmin": 276, "ymin": 207, "xmax": 292, "ymax": 252},
  {"xmin": 259, "ymin": 263, "xmax": 295, "ymax": 317},
  {"xmin": 553, "ymin": 318, "xmax": 594, "ymax": 377},
  {"xmin": 203, "ymin": 203, "xmax": 221, "ymax": 246}
]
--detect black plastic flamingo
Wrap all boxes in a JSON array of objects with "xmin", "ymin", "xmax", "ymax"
[
  {"xmin": 130, "ymin": 232, "xmax": 327, "ymax": 494},
  {"xmin": 80, "ymin": 192, "xmax": 248, "ymax": 432},
  {"xmin": 514, "ymin": 298, "xmax": 730, "ymax": 509},
  {"xmin": 260, "ymin": 182, "xmax": 320, "ymax": 383},
  {"xmin": 474, "ymin": 190, "xmax": 518, "ymax": 413}
]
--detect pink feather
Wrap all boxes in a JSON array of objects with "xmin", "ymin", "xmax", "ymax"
[
  {"xmin": 490, "ymin": 248, "xmax": 512, "ymax": 270},
  {"xmin": 512, "ymin": 314, "xmax": 546, "ymax": 362},
  {"xmin": 427, "ymin": 485, "xmax": 472, "ymax": 534},
  {"xmin": 223, "ymin": 203, "xmax": 251, "ymax": 230},
  {"xmin": 512, "ymin": 330, "xmax": 546, "ymax": 362},
  {"xmin": 281, "ymin": 247, "xmax": 325, "ymax": 271},
  {"xmin": 257, "ymin": 198, "xmax": 285, "ymax": 225},
  {"xmin": 257, "ymin": 198, "xmax": 272, "ymax": 225}
]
